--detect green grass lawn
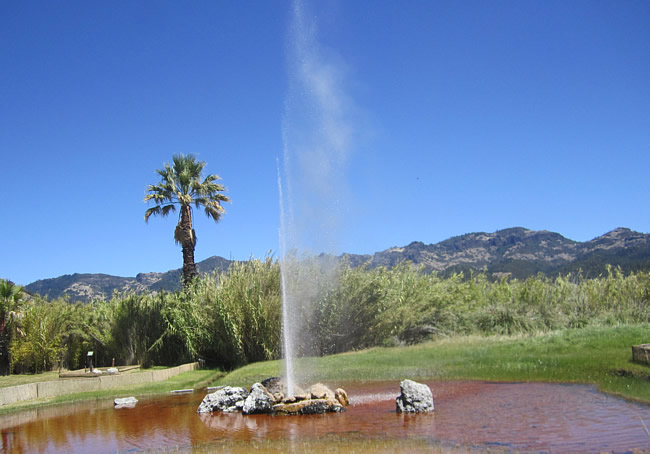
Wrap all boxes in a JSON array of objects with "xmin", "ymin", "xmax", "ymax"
[
  {"xmin": 51, "ymin": 368, "xmax": 224, "ymax": 403},
  {"xmin": 51, "ymin": 367, "xmax": 225, "ymax": 402},
  {"xmin": 216, "ymin": 324, "xmax": 650, "ymax": 403},
  {"xmin": 0, "ymin": 370, "xmax": 61, "ymax": 388},
  {"xmin": 0, "ymin": 365, "xmax": 173, "ymax": 388},
  {"xmin": 0, "ymin": 368, "xmax": 224, "ymax": 415}
]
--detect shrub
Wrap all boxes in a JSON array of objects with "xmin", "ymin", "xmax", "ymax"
[{"xmin": 192, "ymin": 256, "xmax": 282, "ymax": 368}]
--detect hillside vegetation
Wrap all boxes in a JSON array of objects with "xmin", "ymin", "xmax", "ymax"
[{"xmin": 3, "ymin": 257, "xmax": 650, "ymax": 376}]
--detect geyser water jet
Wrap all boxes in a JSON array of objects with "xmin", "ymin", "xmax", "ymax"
[
  {"xmin": 277, "ymin": 161, "xmax": 295, "ymax": 396},
  {"xmin": 279, "ymin": 0, "xmax": 357, "ymax": 396}
]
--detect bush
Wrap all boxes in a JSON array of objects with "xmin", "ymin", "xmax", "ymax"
[
  {"xmin": 191, "ymin": 256, "xmax": 282, "ymax": 368},
  {"xmin": 11, "ymin": 301, "xmax": 66, "ymax": 373}
]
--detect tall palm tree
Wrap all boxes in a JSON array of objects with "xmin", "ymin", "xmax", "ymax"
[{"xmin": 144, "ymin": 154, "xmax": 230, "ymax": 285}]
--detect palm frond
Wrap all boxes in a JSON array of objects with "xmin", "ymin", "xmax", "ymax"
[
  {"xmin": 173, "ymin": 154, "xmax": 205, "ymax": 179},
  {"xmin": 201, "ymin": 183, "xmax": 228, "ymax": 198},
  {"xmin": 144, "ymin": 204, "xmax": 176, "ymax": 222},
  {"xmin": 202, "ymin": 174, "xmax": 222, "ymax": 184},
  {"xmin": 204, "ymin": 203, "xmax": 226, "ymax": 222},
  {"xmin": 144, "ymin": 190, "xmax": 173, "ymax": 204},
  {"xmin": 193, "ymin": 196, "xmax": 213, "ymax": 209},
  {"xmin": 161, "ymin": 204, "xmax": 176, "ymax": 216},
  {"xmin": 144, "ymin": 206, "xmax": 162, "ymax": 222}
]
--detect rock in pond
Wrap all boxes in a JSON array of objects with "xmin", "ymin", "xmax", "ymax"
[
  {"xmin": 114, "ymin": 397, "xmax": 138, "ymax": 408},
  {"xmin": 260, "ymin": 377, "xmax": 308, "ymax": 401},
  {"xmin": 242, "ymin": 383, "xmax": 276, "ymax": 415},
  {"xmin": 282, "ymin": 390, "xmax": 309, "ymax": 403},
  {"xmin": 197, "ymin": 386, "xmax": 249, "ymax": 413},
  {"xmin": 309, "ymin": 383, "xmax": 335, "ymax": 400},
  {"xmin": 272, "ymin": 398, "xmax": 345, "ymax": 415},
  {"xmin": 260, "ymin": 377, "xmax": 285, "ymax": 395},
  {"xmin": 335, "ymin": 388, "xmax": 349, "ymax": 406},
  {"xmin": 396, "ymin": 379, "xmax": 434, "ymax": 413}
]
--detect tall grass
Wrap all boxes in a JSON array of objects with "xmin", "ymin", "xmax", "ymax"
[
  {"xmin": 309, "ymin": 264, "xmax": 650, "ymax": 352},
  {"xmin": 216, "ymin": 324, "xmax": 650, "ymax": 403},
  {"xmin": 7, "ymin": 260, "xmax": 650, "ymax": 374},
  {"xmin": 190, "ymin": 256, "xmax": 281, "ymax": 368}
]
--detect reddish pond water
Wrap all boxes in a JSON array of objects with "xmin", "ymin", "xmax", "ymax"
[{"xmin": 2, "ymin": 381, "xmax": 650, "ymax": 453}]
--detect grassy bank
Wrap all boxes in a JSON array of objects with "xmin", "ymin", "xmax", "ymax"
[
  {"xmin": 2, "ymin": 324, "xmax": 648, "ymax": 415},
  {"xmin": 0, "ymin": 368, "xmax": 224, "ymax": 415},
  {"xmin": 0, "ymin": 371, "xmax": 61, "ymax": 388},
  {"xmin": 215, "ymin": 324, "xmax": 650, "ymax": 403}
]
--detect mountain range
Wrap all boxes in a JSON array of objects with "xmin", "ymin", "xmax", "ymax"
[{"xmin": 24, "ymin": 227, "xmax": 650, "ymax": 302}]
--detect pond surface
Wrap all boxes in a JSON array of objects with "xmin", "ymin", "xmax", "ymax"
[{"xmin": 1, "ymin": 381, "xmax": 650, "ymax": 453}]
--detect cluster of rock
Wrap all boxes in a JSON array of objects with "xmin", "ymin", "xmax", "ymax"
[
  {"xmin": 396, "ymin": 379, "xmax": 434, "ymax": 413},
  {"xmin": 197, "ymin": 377, "xmax": 433, "ymax": 416},
  {"xmin": 197, "ymin": 378, "xmax": 348, "ymax": 416},
  {"xmin": 92, "ymin": 367, "xmax": 119, "ymax": 376}
]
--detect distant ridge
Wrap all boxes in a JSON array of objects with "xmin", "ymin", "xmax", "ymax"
[
  {"xmin": 25, "ymin": 256, "xmax": 232, "ymax": 302},
  {"xmin": 342, "ymin": 227, "xmax": 650, "ymax": 279},
  {"xmin": 24, "ymin": 227, "xmax": 650, "ymax": 302}
]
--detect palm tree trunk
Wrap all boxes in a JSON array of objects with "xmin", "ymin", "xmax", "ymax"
[{"xmin": 179, "ymin": 205, "xmax": 197, "ymax": 285}]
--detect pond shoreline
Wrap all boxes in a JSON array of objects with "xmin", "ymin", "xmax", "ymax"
[{"xmin": 0, "ymin": 362, "xmax": 199, "ymax": 407}]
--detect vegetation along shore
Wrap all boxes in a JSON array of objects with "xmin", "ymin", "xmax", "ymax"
[{"xmin": 1, "ymin": 258, "xmax": 650, "ymax": 410}]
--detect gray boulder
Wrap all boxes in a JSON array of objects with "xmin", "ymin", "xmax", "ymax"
[
  {"xmin": 260, "ymin": 377, "xmax": 285, "ymax": 394},
  {"xmin": 197, "ymin": 386, "xmax": 249, "ymax": 413},
  {"xmin": 396, "ymin": 379, "xmax": 434, "ymax": 413},
  {"xmin": 242, "ymin": 383, "xmax": 276, "ymax": 415},
  {"xmin": 114, "ymin": 397, "xmax": 138, "ymax": 408}
]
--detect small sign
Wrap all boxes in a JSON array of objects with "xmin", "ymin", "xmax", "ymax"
[{"xmin": 87, "ymin": 351, "xmax": 94, "ymax": 356}]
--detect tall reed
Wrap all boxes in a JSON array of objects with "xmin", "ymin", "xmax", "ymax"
[{"xmin": 7, "ymin": 261, "xmax": 650, "ymax": 373}]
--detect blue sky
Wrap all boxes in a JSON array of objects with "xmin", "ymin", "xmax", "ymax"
[{"xmin": 2, "ymin": 0, "xmax": 649, "ymax": 285}]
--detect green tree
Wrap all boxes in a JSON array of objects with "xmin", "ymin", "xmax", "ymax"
[
  {"xmin": 144, "ymin": 154, "xmax": 230, "ymax": 285},
  {"xmin": 10, "ymin": 300, "xmax": 69, "ymax": 374},
  {"xmin": 0, "ymin": 280, "xmax": 23, "ymax": 375}
]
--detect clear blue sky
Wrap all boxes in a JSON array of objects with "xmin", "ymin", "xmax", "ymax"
[{"xmin": 2, "ymin": 0, "xmax": 649, "ymax": 285}]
